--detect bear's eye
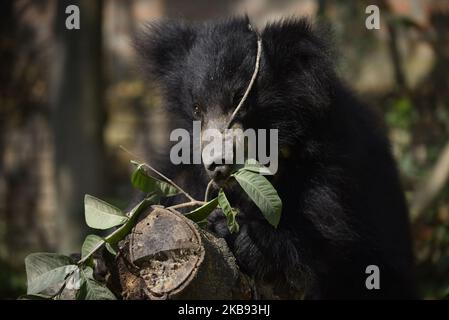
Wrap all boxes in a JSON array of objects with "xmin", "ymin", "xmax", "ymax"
[{"xmin": 193, "ymin": 103, "xmax": 202, "ymax": 118}]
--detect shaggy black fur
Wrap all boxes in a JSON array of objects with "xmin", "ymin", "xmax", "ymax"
[{"xmin": 135, "ymin": 16, "xmax": 414, "ymax": 299}]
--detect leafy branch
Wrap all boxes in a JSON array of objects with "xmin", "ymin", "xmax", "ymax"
[
  {"xmin": 22, "ymin": 150, "xmax": 282, "ymax": 300},
  {"xmin": 121, "ymin": 145, "xmax": 196, "ymax": 202}
]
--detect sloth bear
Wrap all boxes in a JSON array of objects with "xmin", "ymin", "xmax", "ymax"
[{"xmin": 135, "ymin": 16, "xmax": 414, "ymax": 299}]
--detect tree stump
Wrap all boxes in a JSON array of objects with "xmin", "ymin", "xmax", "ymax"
[{"xmin": 115, "ymin": 206, "xmax": 252, "ymax": 299}]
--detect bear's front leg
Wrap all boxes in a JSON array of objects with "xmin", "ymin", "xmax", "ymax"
[{"xmin": 207, "ymin": 208, "xmax": 309, "ymax": 298}]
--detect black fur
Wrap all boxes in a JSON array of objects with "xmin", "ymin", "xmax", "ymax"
[{"xmin": 135, "ymin": 17, "xmax": 414, "ymax": 299}]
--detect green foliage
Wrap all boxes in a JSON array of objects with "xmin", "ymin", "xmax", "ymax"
[
  {"xmin": 23, "ymin": 158, "xmax": 283, "ymax": 299},
  {"xmin": 217, "ymin": 189, "xmax": 239, "ymax": 234},
  {"xmin": 102, "ymin": 196, "xmax": 156, "ymax": 246},
  {"xmin": 183, "ymin": 159, "xmax": 282, "ymax": 229},
  {"xmin": 81, "ymin": 235, "xmax": 104, "ymax": 260},
  {"xmin": 232, "ymin": 168, "xmax": 282, "ymax": 228},
  {"xmin": 185, "ymin": 198, "xmax": 218, "ymax": 222},
  {"xmin": 84, "ymin": 195, "xmax": 128, "ymax": 230},
  {"xmin": 24, "ymin": 189, "xmax": 158, "ymax": 299},
  {"xmin": 25, "ymin": 253, "xmax": 77, "ymax": 295},
  {"xmin": 105, "ymin": 243, "xmax": 117, "ymax": 256},
  {"xmin": 76, "ymin": 267, "xmax": 116, "ymax": 300},
  {"xmin": 131, "ymin": 161, "xmax": 178, "ymax": 196},
  {"xmin": 241, "ymin": 158, "xmax": 273, "ymax": 175}
]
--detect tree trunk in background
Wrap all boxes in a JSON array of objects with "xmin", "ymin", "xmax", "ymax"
[{"xmin": 51, "ymin": 0, "xmax": 105, "ymax": 253}]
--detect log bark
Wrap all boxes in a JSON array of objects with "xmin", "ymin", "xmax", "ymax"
[{"xmin": 112, "ymin": 206, "xmax": 252, "ymax": 300}]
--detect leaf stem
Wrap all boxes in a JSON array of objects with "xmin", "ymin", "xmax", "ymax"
[
  {"xmin": 167, "ymin": 200, "xmax": 206, "ymax": 211},
  {"xmin": 78, "ymin": 198, "xmax": 151, "ymax": 265},
  {"xmin": 204, "ymin": 180, "xmax": 214, "ymax": 202},
  {"xmin": 120, "ymin": 145, "xmax": 196, "ymax": 202},
  {"xmin": 226, "ymin": 37, "xmax": 262, "ymax": 128}
]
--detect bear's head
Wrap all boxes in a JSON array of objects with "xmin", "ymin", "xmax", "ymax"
[{"xmin": 135, "ymin": 16, "xmax": 334, "ymax": 184}]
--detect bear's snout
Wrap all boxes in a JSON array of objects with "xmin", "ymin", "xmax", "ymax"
[{"xmin": 205, "ymin": 162, "xmax": 232, "ymax": 185}]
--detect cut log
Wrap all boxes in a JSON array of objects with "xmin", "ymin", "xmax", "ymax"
[{"xmin": 115, "ymin": 206, "xmax": 252, "ymax": 299}]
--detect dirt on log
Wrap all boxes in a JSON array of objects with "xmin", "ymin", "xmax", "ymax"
[{"xmin": 112, "ymin": 206, "xmax": 252, "ymax": 299}]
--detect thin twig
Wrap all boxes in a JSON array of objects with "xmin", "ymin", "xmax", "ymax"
[
  {"xmin": 167, "ymin": 201, "xmax": 206, "ymax": 211},
  {"xmin": 226, "ymin": 37, "xmax": 262, "ymax": 128},
  {"xmin": 120, "ymin": 145, "xmax": 196, "ymax": 202},
  {"xmin": 204, "ymin": 180, "xmax": 214, "ymax": 202}
]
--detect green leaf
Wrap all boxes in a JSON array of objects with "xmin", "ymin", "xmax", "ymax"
[
  {"xmin": 104, "ymin": 196, "xmax": 154, "ymax": 245},
  {"xmin": 65, "ymin": 267, "xmax": 83, "ymax": 290},
  {"xmin": 185, "ymin": 198, "xmax": 218, "ymax": 222},
  {"xmin": 80, "ymin": 266, "xmax": 94, "ymax": 280},
  {"xmin": 240, "ymin": 158, "xmax": 273, "ymax": 175},
  {"xmin": 77, "ymin": 279, "xmax": 117, "ymax": 300},
  {"xmin": 131, "ymin": 162, "xmax": 179, "ymax": 197},
  {"xmin": 81, "ymin": 235, "xmax": 105, "ymax": 259},
  {"xmin": 105, "ymin": 243, "xmax": 117, "ymax": 256},
  {"xmin": 196, "ymin": 220, "xmax": 208, "ymax": 228},
  {"xmin": 25, "ymin": 253, "xmax": 78, "ymax": 295},
  {"xmin": 232, "ymin": 170, "xmax": 282, "ymax": 227},
  {"xmin": 77, "ymin": 267, "xmax": 116, "ymax": 300},
  {"xmin": 84, "ymin": 195, "xmax": 128, "ymax": 230},
  {"xmin": 217, "ymin": 189, "xmax": 240, "ymax": 233}
]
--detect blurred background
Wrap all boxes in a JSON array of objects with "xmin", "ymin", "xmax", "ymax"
[{"xmin": 0, "ymin": 0, "xmax": 448, "ymax": 299}]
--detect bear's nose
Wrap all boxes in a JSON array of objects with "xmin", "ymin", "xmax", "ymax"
[{"xmin": 206, "ymin": 162, "xmax": 232, "ymax": 182}]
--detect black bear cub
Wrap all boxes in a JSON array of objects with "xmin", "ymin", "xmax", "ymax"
[{"xmin": 135, "ymin": 16, "xmax": 414, "ymax": 299}]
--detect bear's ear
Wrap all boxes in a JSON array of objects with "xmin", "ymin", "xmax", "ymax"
[
  {"xmin": 134, "ymin": 20, "xmax": 197, "ymax": 79},
  {"xmin": 261, "ymin": 18, "xmax": 331, "ymax": 76}
]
